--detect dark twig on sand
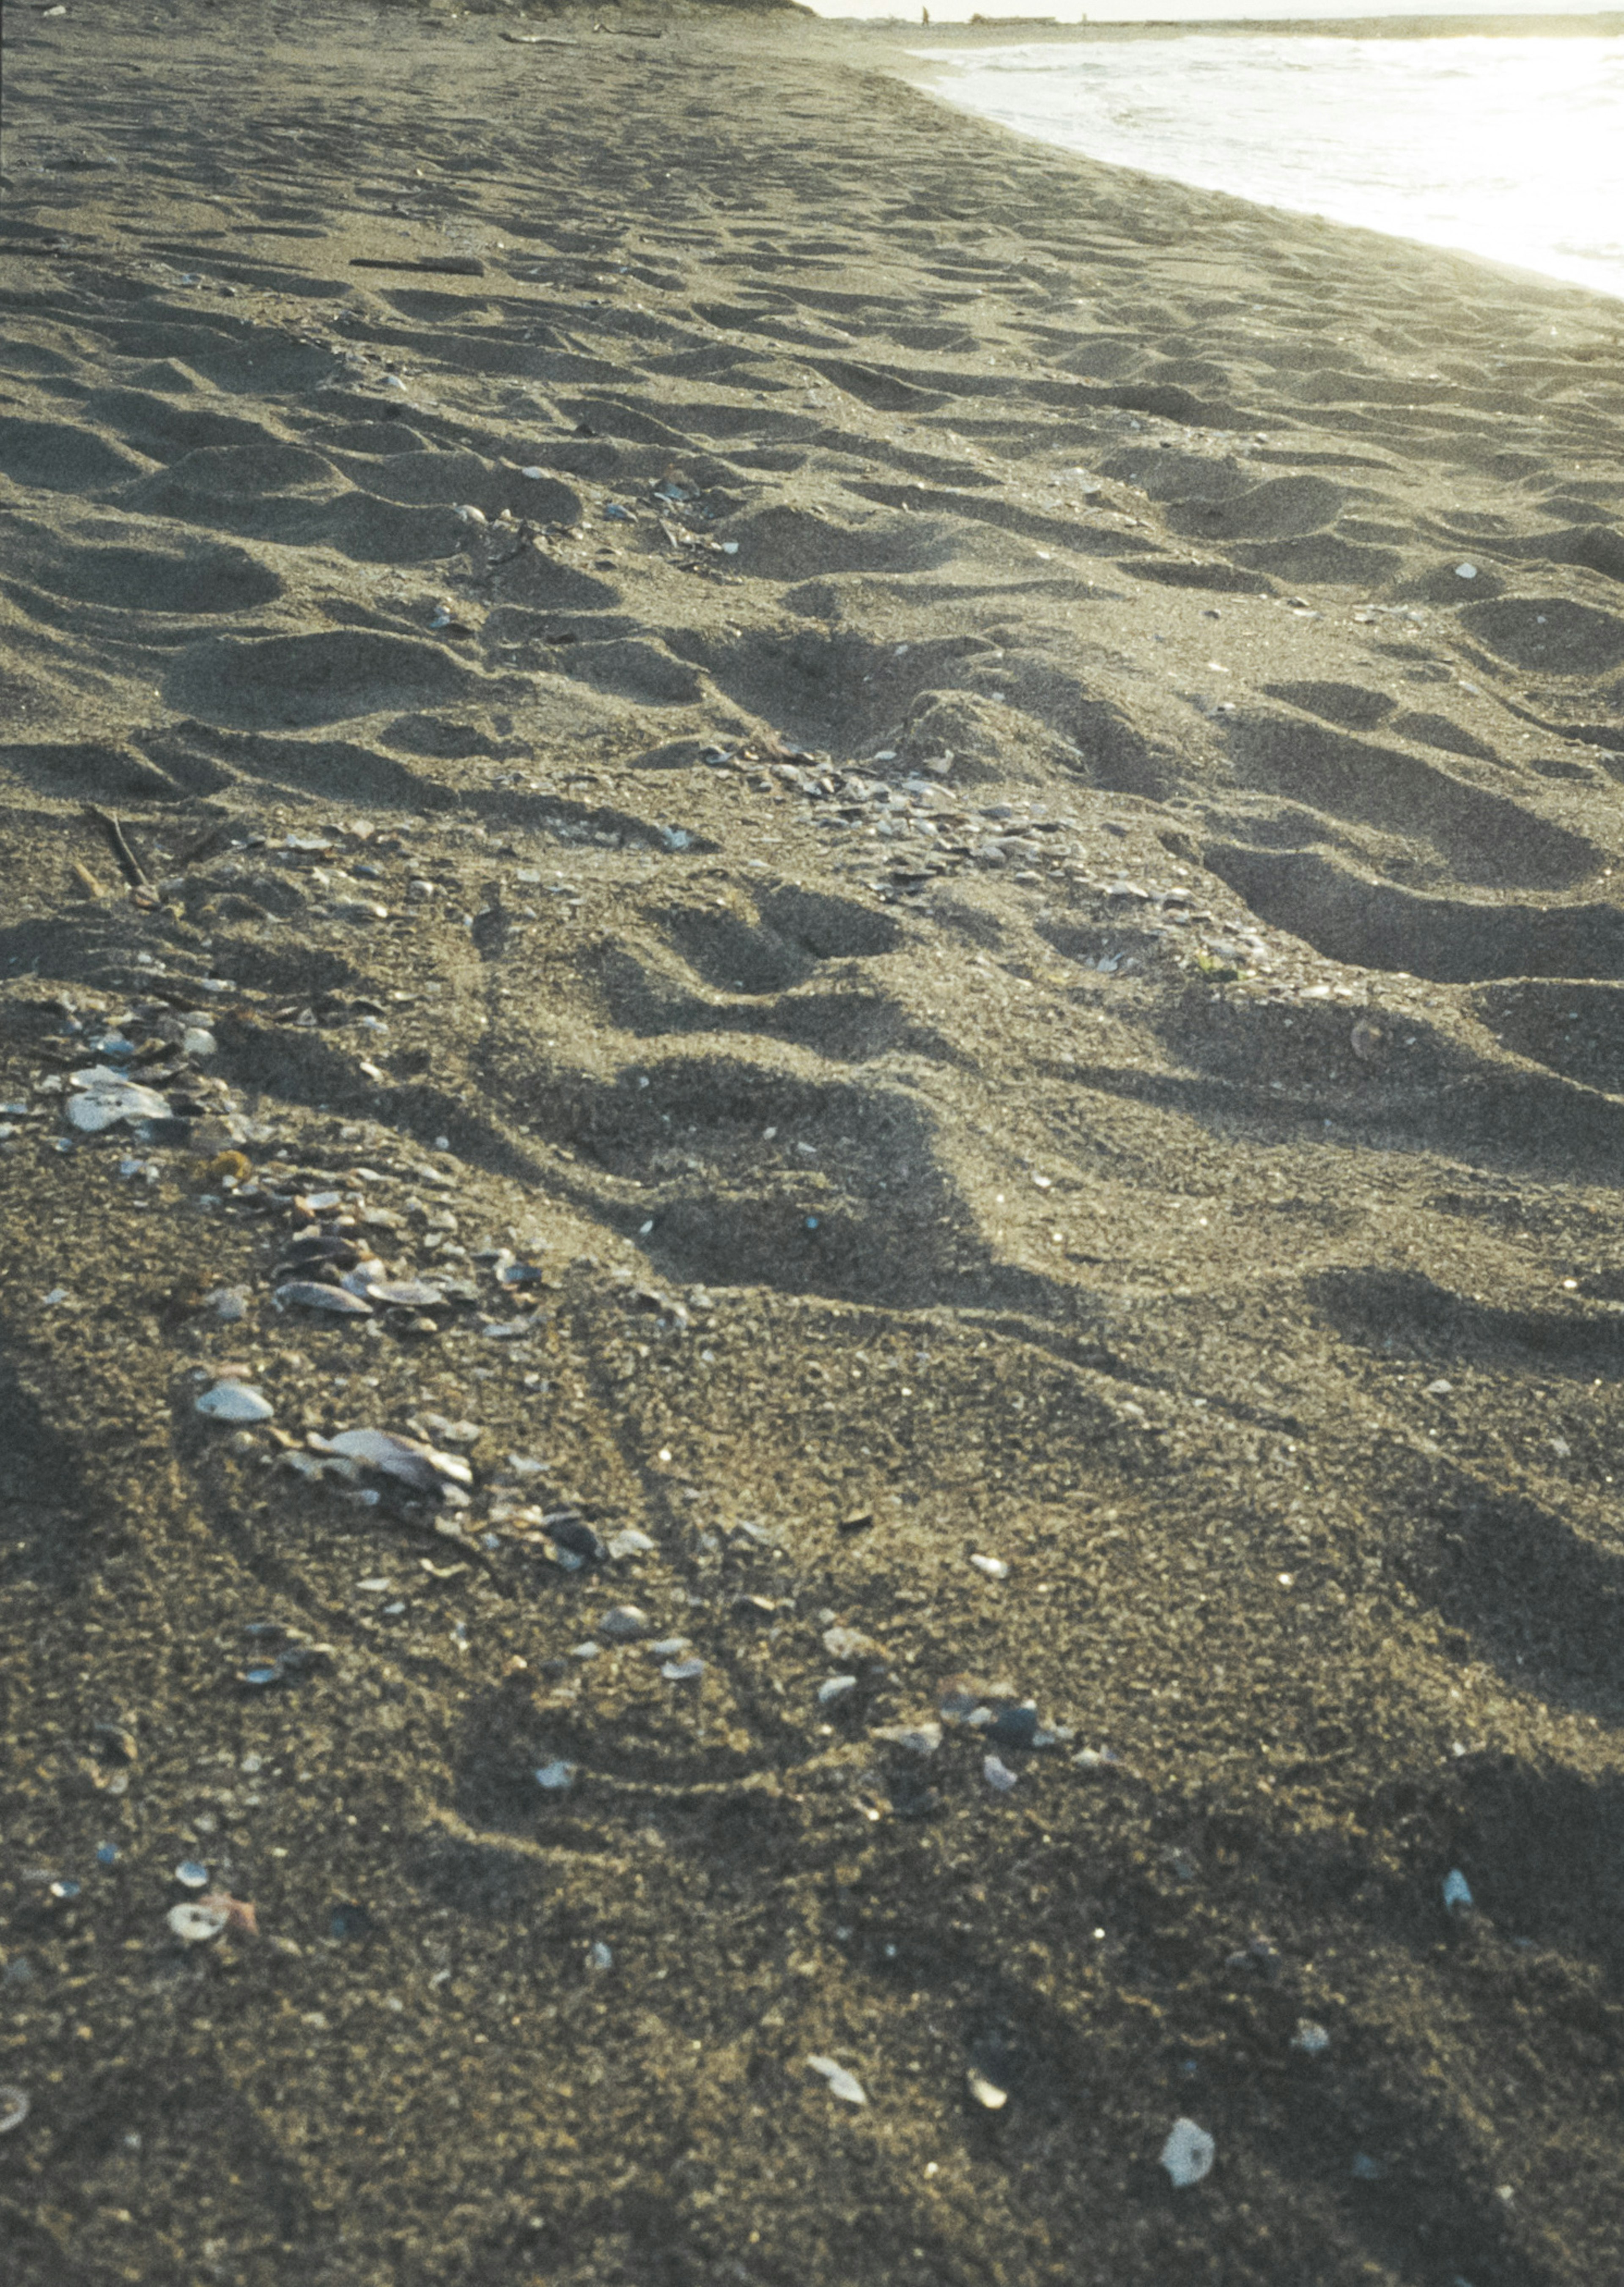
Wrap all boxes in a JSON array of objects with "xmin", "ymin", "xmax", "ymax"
[{"xmin": 82, "ymin": 804, "xmax": 148, "ymax": 887}]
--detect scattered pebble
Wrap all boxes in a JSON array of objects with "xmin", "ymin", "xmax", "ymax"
[
  {"xmin": 807, "ymin": 2056, "xmax": 867, "ymax": 2106},
  {"xmin": 533, "ymin": 1760, "xmax": 576, "ymax": 1791},
  {"xmin": 1443, "ymin": 1868, "xmax": 1473, "ymax": 1913},
  {"xmin": 1292, "ymin": 2020, "xmax": 1331, "ymax": 2056},
  {"xmin": 966, "ymin": 2067, "xmax": 1008, "ymax": 2110},
  {"xmin": 662, "ymin": 1657, "xmax": 704, "ymax": 1682},
  {"xmin": 1160, "ymin": 2117, "xmax": 1215, "ymax": 2187},
  {"xmin": 174, "ymin": 1859, "xmax": 209, "ymax": 1889},
  {"xmin": 818, "ymin": 1674, "xmax": 858, "ymax": 1705},
  {"xmin": 969, "ymin": 1554, "xmax": 1009, "ymax": 1581},
  {"xmin": 982, "ymin": 1754, "xmax": 1018, "ymax": 1793}
]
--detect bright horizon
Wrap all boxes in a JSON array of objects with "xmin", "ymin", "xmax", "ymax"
[{"xmin": 815, "ymin": 0, "xmax": 1619, "ymax": 24}]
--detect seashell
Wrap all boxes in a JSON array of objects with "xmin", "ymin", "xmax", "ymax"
[
  {"xmin": 806, "ymin": 2056, "xmax": 866, "ymax": 2106},
  {"xmin": 168, "ymin": 1902, "xmax": 229, "ymax": 1945},
  {"xmin": 196, "ymin": 1381, "xmax": 273, "ymax": 1423},
  {"xmin": 875, "ymin": 1722, "xmax": 941, "ymax": 1756},
  {"xmin": 661, "ymin": 1658, "xmax": 704, "ymax": 1682},
  {"xmin": 323, "ymin": 1428, "xmax": 472, "ymax": 1491},
  {"xmin": 818, "ymin": 1674, "xmax": 858, "ymax": 1706},
  {"xmin": 174, "ymin": 1860, "xmax": 209, "ymax": 1889},
  {"xmin": 348, "ymin": 1276, "xmax": 443, "ymax": 1310},
  {"xmin": 0, "ymin": 2087, "xmax": 29, "ymax": 2136},
  {"xmin": 66, "ymin": 1068, "xmax": 171, "ymax": 1132},
  {"xmin": 274, "ymin": 1282, "xmax": 373, "ymax": 1315},
  {"xmin": 1161, "ymin": 2118, "xmax": 1215, "ymax": 2187},
  {"xmin": 982, "ymin": 1755, "xmax": 1018, "ymax": 1793}
]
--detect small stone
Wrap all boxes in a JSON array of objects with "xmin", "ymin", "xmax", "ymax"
[
  {"xmin": 967, "ymin": 2067, "xmax": 1008, "ymax": 2110},
  {"xmin": 818, "ymin": 1674, "xmax": 859, "ymax": 1706},
  {"xmin": 175, "ymin": 1860, "xmax": 209, "ymax": 1890},
  {"xmin": 807, "ymin": 2056, "xmax": 867, "ymax": 2106},
  {"xmin": 168, "ymin": 1902, "xmax": 229, "ymax": 1945},
  {"xmin": 0, "ymin": 2087, "xmax": 30, "ymax": 2136},
  {"xmin": 1160, "ymin": 2117, "xmax": 1215, "ymax": 2188},
  {"xmin": 196, "ymin": 1381, "xmax": 273, "ymax": 1424},
  {"xmin": 969, "ymin": 1554, "xmax": 1009, "ymax": 1581},
  {"xmin": 1443, "ymin": 1867, "xmax": 1473, "ymax": 1912},
  {"xmin": 662, "ymin": 1658, "xmax": 705, "ymax": 1682},
  {"xmin": 589, "ymin": 1941, "xmax": 614, "ymax": 1970},
  {"xmin": 1291, "ymin": 2019, "xmax": 1331, "ymax": 2056},
  {"xmin": 982, "ymin": 1754, "xmax": 1018, "ymax": 1793},
  {"xmin": 534, "ymin": 1760, "xmax": 576, "ymax": 1791},
  {"xmin": 599, "ymin": 1604, "xmax": 648, "ymax": 1640}
]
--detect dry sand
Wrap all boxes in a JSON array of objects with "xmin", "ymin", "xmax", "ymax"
[{"xmin": 3, "ymin": 3, "xmax": 1624, "ymax": 2282}]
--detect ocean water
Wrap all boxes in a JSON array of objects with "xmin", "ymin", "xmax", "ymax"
[{"xmin": 915, "ymin": 33, "xmax": 1624, "ymax": 302}]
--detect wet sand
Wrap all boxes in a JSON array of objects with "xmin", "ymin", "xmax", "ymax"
[{"xmin": 2, "ymin": 3, "xmax": 1623, "ymax": 2282}]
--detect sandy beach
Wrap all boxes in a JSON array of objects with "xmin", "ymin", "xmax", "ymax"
[{"xmin": 2, "ymin": 2, "xmax": 1622, "ymax": 2280}]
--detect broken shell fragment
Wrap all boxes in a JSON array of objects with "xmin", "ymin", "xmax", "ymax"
[
  {"xmin": 533, "ymin": 1759, "xmax": 576, "ymax": 1792},
  {"xmin": 967, "ymin": 2067, "xmax": 1008, "ymax": 2111},
  {"xmin": 0, "ymin": 2086, "xmax": 29, "ymax": 2136},
  {"xmin": 323, "ymin": 1429, "xmax": 472, "ymax": 1491},
  {"xmin": 196, "ymin": 1381, "xmax": 274, "ymax": 1424},
  {"xmin": 807, "ymin": 2056, "xmax": 867, "ymax": 2106},
  {"xmin": 66, "ymin": 1068, "xmax": 171, "ymax": 1132},
  {"xmin": 875, "ymin": 1722, "xmax": 941, "ymax": 1756},
  {"xmin": 168, "ymin": 1901, "xmax": 230, "ymax": 1945},
  {"xmin": 274, "ymin": 1282, "xmax": 374, "ymax": 1315},
  {"xmin": 1160, "ymin": 2117, "xmax": 1215, "ymax": 2187},
  {"xmin": 599, "ymin": 1604, "xmax": 648, "ymax": 1640}
]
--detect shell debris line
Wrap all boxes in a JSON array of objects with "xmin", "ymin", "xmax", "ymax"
[{"xmin": 0, "ymin": 1, "xmax": 1620, "ymax": 2283}]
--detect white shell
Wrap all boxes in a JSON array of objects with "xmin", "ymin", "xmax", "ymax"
[
  {"xmin": 66, "ymin": 1068, "xmax": 171, "ymax": 1132},
  {"xmin": 168, "ymin": 1902, "xmax": 229, "ymax": 1945},
  {"xmin": 274, "ymin": 1282, "xmax": 373, "ymax": 1315},
  {"xmin": 1161, "ymin": 2117, "xmax": 1215, "ymax": 2187},
  {"xmin": 807, "ymin": 2056, "xmax": 867, "ymax": 2106},
  {"xmin": 196, "ymin": 1381, "xmax": 273, "ymax": 1423},
  {"xmin": 0, "ymin": 2085, "xmax": 28, "ymax": 2135},
  {"xmin": 817, "ymin": 1674, "xmax": 858, "ymax": 1705},
  {"xmin": 533, "ymin": 1759, "xmax": 576, "ymax": 1791},
  {"xmin": 969, "ymin": 1554, "xmax": 1009, "ymax": 1580},
  {"xmin": 982, "ymin": 1754, "xmax": 1018, "ymax": 1793},
  {"xmin": 324, "ymin": 1429, "xmax": 472, "ymax": 1489},
  {"xmin": 1443, "ymin": 1867, "xmax": 1473, "ymax": 1911}
]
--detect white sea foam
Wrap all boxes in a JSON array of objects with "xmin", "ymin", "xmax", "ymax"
[{"xmin": 917, "ymin": 32, "xmax": 1624, "ymax": 302}]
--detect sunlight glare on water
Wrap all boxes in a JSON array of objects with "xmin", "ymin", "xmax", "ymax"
[{"xmin": 919, "ymin": 35, "xmax": 1624, "ymax": 302}]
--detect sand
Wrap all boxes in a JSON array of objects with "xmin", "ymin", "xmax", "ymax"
[{"xmin": 2, "ymin": 3, "xmax": 1623, "ymax": 2281}]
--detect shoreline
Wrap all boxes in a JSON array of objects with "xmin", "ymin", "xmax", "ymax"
[
  {"xmin": 3, "ymin": 4, "xmax": 1623, "ymax": 2283},
  {"xmin": 878, "ymin": 9, "xmax": 1624, "ymax": 40}
]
